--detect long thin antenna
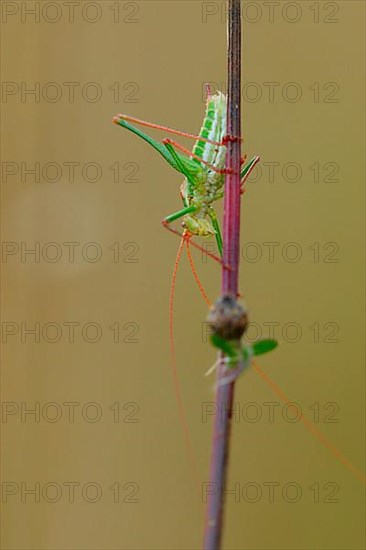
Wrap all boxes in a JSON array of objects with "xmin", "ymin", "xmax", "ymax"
[
  {"xmin": 185, "ymin": 239, "xmax": 212, "ymax": 306},
  {"xmin": 169, "ymin": 237, "xmax": 201, "ymax": 494}
]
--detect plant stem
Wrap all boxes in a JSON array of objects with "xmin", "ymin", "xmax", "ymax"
[{"xmin": 203, "ymin": 1, "xmax": 242, "ymax": 549}]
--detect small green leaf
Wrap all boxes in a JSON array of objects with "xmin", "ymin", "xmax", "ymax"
[
  {"xmin": 252, "ymin": 339, "xmax": 278, "ymax": 356},
  {"xmin": 210, "ymin": 334, "xmax": 236, "ymax": 358}
]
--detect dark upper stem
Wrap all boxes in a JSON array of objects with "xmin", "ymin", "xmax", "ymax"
[{"xmin": 203, "ymin": 1, "xmax": 242, "ymax": 549}]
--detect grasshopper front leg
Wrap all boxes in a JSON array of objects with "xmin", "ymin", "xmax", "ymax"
[{"xmin": 240, "ymin": 155, "xmax": 260, "ymax": 193}]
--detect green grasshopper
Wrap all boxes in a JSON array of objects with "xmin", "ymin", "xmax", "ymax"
[
  {"xmin": 113, "ymin": 89, "xmax": 366, "ymax": 485},
  {"xmin": 113, "ymin": 86, "xmax": 259, "ymax": 265}
]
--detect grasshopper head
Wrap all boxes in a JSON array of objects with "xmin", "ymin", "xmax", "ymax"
[{"xmin": 182, "ymin": 216, "xmax": 215, "ymax": 237}]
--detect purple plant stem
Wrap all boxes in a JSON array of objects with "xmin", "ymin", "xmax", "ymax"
[{"xmin": 203, "ymin": 1, "xmax": 242, "ymax": 549}]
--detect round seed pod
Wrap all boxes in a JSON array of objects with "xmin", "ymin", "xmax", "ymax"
[{"xmin": 206, "ymin": 293, "xmax": 248, "ymax": 341}]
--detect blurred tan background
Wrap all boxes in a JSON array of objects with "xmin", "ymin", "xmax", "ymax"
[{"xmin": 1, "ymin": 1, "xmax": 365, "ymax": 549}]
